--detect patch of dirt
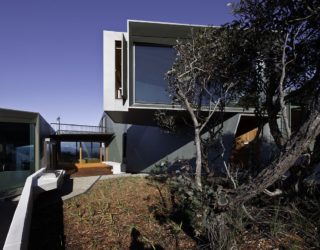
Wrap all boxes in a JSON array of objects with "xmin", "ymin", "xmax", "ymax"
[{"xmin": 63, "ymin": 176, "xmax": 196, "ymax": 249}]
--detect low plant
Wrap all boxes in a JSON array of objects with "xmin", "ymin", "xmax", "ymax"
[{"xmin": 149, "ymin": 159, "xmax": 320, "ymax": 249}]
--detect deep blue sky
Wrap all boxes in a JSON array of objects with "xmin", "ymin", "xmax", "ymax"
[{"xmin": 0, "ymin": 0, "xmax": 234, "ymax": 125}]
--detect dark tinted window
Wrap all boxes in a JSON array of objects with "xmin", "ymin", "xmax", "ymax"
[
  {"xmin": 0, "ymin": 122, "xmax": 35, "ymax": 171},
  {"xmin": 135, "ymin": 44, "xmax": 176, "ymax": 104}
]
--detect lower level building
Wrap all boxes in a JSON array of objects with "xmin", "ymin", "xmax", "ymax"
[
  {"xmin": 0, "ymin": 108, "xmax": 53, "ymax": 195},
  {"xmin": 100, "ymin": 110, "xmax": 285, "ymax": 174}
]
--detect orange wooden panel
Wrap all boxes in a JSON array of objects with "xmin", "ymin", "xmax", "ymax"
[
  {"xmin": 234, "ymin": 128, "xmax": 258, "ymax": 151},
  {"xmin": 75, "ymin": 162, "xmax": 110, "ymax": 170}
]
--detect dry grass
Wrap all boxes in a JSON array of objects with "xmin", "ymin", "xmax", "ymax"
[{"xmin": 63, "ymin": 176, "xmax": 196, "ymax": 249}]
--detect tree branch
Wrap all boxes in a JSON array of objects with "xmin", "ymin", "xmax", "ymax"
[
  {"xmin": 232, "ymin": 107, "xmax": 320, "ymax": 206},
  {"xmin": 279, "ymin": 32, "xmax": 291, "ymax": 140},
  {"xmin": 199, "ymin": 83, "xmax": 234, "ymax": 133}
]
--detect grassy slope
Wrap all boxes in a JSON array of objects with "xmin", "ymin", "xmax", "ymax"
[{"xmin": 64, "ymin": 177, "xmax": 196, "ymax": 249}]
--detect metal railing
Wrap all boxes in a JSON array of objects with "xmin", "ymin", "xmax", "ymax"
[{"xmin": 51, "ymin": 123, "xmax": 106, "ymax": 135}]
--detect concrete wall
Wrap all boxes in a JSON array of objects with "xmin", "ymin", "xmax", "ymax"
[
  {"xmin": 105, "ymin": 112, "xmax": 245, "ymax": 173},
  {"xmin": 105, "ymin": 112, "xmax": 195, "ymax": 172},
  {"xmin": 37, "ymin": 115, "xmax": 54, "ymax": 169},
  {"xmin": 104, "ymin": 115, "xmax": 127, "ymax": 163},
  {"xmin": 207, "ymin": 114, "xmax": 241, "ymax": 173},
  {"xmin": 103, "ymin": 31, "xmax": 129, "ymax": 112},
  {"xmin": 126, "ymin": 125, "xmax": 195, "ymax": 172}
]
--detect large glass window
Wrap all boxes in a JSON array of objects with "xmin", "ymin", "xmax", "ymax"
[
  {"xmin": 0, "ymin": 122, "xmax": 35, "ymax": 172},
  {"xmin": 59, "ymin": 141, "xmax": 103, "ymax": 164},
  {"xmin": 135, "ymin": 44, "xmax": 176, "ymax": 104},
  {"xmin": 81, "ymin": 142, "xmax": 101, "ymax": 161},
  {"xmin": 60, "ymin": 141, "xmax": 77, "ymax": 163}
]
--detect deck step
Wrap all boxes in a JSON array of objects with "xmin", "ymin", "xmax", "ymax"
[
  {"xmin": 75, "ymin": 162, "xmax": 111, "ymax": 169},
  {"xmin": 71, "ymin": 167, "xmax": 112, "ymax": 177},
  {"xmin": 58, "ymin": 162, "xmax": 113, "ymax": 177}
]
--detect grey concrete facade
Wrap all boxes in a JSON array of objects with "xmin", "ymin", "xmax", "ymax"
[
  {"xmin": 102, "ymin": 20, "xmax": 280, "ymax": 173},
  {"xmin": 102, "ymin": 110, "xmax": 276, "ymax": 173}
]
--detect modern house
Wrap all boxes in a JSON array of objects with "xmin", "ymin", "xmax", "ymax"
[
  {"xmin": 0, "ymin": 20, "xmax": 297, "ymax": 188},
  {"xmin": 0, "ymin": 108, "xmax": 53, "ymax": 195},
  {"xmin": 101, "ymin": 20, "xmax": 286, "ymax": 173}
]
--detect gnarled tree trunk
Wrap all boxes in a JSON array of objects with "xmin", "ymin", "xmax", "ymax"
[{"xmin": 231, "ymin": 107, "xmax": 320, "ymax": 206}]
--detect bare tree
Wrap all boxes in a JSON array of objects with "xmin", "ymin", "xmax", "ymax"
[
  {"xmin": 166, "ymin": 0, "xmax": 320, "ymax": 197},
  {"xmin": 166, "ymin": 28, "xmax": 236, "ymax": 189},
  {"xmin": 159, "ymin": 1, "xmax": 320, "ymax": 247},
  {"xmin": 219, "ymin": 0, "xmax": 320, "ymax": 203}
]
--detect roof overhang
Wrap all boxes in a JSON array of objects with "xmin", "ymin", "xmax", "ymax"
[
  {"xmin": 128, "ymin": 20, "xmax": 215, "ymax": 45},
  {"xmin": 129, "ymin": 20, "xmax": 205, "ymax": 39},
  {"xmin": 50, "ymin": 133, "xmax": 114, "ymax": 143}
]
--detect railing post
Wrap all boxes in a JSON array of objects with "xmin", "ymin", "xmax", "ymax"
[
  {"xmin": 50, "ymin": 123, "xmax": 106, "ymax": 134},
  {"xmin": 79, "ymin": 142, "xmax": 82, "ymax": 163}
]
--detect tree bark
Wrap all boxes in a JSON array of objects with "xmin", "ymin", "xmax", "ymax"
[
  {"xmin": 177, "ymin": 89, "xmax": 202, "ymax": 189},
  {"xmin": 195, "ymin": 127, "xmax": 202, "ymax": 189},
  {"xmin": 231, "ymin": 108, "xmax": 320, "ymax": 206},
  {"xmin": 266, "ymin": 96, "xmax": 285, "ymax": 148},
  {"xmin": 279, "ymin": 33, "xmax": 291, "ymax": 139}
]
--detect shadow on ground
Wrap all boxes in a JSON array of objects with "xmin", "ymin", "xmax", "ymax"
[
  {"xmin": 0, "ymin": 199, "xmax": 18, "ymax": 249},
  {"xmin": 28, "ymin": 190, "xmax": 65, "ymax": 250},
  {"xmin": 129, "ymin": 228, "xmax": 164, "ymax": 250}
]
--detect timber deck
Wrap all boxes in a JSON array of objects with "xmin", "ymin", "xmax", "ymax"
[{"xmin": 62, "ymin": 162, "xmax": 113, "ymax": 177}]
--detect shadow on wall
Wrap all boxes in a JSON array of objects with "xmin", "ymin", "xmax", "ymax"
[
  {"xmin": 59, "ymin": 176, "xmax": 74, "ymax": 197},
  {"xmin": 258, "ymin": 138, "xmax": 279, "ymax": 167},
  {"xmin": 165, "ymin": 136, "xmax": 279, "ymax": 176},
  {"xmin": 126, "ymin": 125, "xmax": 194, "ymax": 173},
  {"xmin": 206, "ymin": 133, "xmax": 238, "ymax": 174},
  {"xmin": 125, "ymin": 127, "xmax": 240, "ymax": 174},
  {"xmin": 125, "ymin": 119, "xmax": 279, "ymax": 174}
]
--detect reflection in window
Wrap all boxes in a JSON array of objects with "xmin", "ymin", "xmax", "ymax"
[
  {"xmin": 135, "ymin": 44, "xmax": 176, "ymax": 104},
  {"xmin": 61, "ymin": 141, "xmax": 77, "ymax": 163},
  {"xmin": 81, "ymin": 142, "xmax": 101, "ymax": 161},
  {"xmin": 0, "ymin": 122, "xmax": 35, "ymax": 172},
  {"xmin": 59, "ymin": 141, "xmax": 103, "ymax": 164}
]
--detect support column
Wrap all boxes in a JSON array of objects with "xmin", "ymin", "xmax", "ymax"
[
  {"xmin": 105, "ymin": 145, "xmax": 108, "ymax": 161},
  {"xmin": 79, "ymin": 142, "xmax": 83, "ymax": 163}
]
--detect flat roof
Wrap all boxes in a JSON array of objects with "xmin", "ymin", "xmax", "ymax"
[{"xmin": 128, "ymin": 20, "xmax": 213, "ymax": 40}]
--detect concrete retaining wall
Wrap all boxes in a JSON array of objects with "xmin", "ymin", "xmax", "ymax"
[{"xmin": 3, "ymin": 168, "xmax": 64, "ymax": 250}]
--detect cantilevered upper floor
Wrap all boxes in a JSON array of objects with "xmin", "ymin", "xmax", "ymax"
[{"xmin": 103, "ymin": 20, "xmax": 253, "ymax": 124}]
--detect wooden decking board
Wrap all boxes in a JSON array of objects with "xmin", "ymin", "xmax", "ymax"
[
  {"xmin": 59, "ymin": 162, "xmax": 113, "ymax": 177},
  {"xmin": 75, "ymin": 162, "xmax": 111, "ymax": 169},
  {"xmin": 71, "ymin": 168, "xmax": 113, "ymax": 177}
]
